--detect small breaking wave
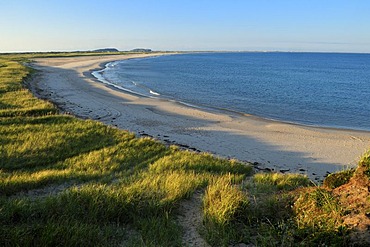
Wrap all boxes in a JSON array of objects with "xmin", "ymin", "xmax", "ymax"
[
  {"xmin": 150, "ymin": 90, "xmax": 160, "ymax": 96},
  {"xmin": 92, "ymin": 62, "xmax": 161, "ymax": 99}
]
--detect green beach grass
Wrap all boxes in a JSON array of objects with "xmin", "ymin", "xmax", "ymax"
[{"xmin": 1, "ymin": 53, "xmax": 370, "ymax": 246}]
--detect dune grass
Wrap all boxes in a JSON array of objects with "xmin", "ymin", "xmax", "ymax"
[
  {"xmin": 0, "ymin": 54, "xmax": 253, "ymax": 246},
  {"xmin": 1, "ymin": 53, "xmax": 369, "ymax": 246}
]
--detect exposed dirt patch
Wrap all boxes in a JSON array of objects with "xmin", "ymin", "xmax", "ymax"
[
  {"xmin": 178, "ymin": 190, "xmax": 210, "ymax": 247},
  {"xmin": 333, "ymin": 166, "xmax": 370, "ymax": 245}
]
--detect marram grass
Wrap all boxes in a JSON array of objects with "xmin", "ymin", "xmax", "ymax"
[
  {"xmin": 0, "ymin": 54, "xmax": 253, "ymax": 246},
  {"xmin": 1, "ymin": 53, "xmax": 369, "ymax": 246}
]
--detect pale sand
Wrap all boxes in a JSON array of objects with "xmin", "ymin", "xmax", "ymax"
[{"xmin": 29, "ymin": 54, "xmax": 370, "ymax": 182}]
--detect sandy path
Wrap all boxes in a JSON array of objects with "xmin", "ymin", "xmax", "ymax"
[
  {"xmin": 178, "ymin": 190, "xmax": 210, "ymax": 247},
  {"xmin": 29, "ymin": 54, "xmax": 370, "ymax": 181}
]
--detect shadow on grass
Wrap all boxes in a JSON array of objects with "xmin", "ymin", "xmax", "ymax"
[
  {"xmin": 1, "ymin": 128, "xmax": 118, "ymax": 171},
  {"xmin": 0, "ymin": 102, "xmax": 16, "ymax": 109},
  {"xmin": 0, "ymin": 115, "xmax": 73, "ymax": 126},
  {"xmin": 0, "ymin": 108, "xmax": 58, "ymax": 117}
]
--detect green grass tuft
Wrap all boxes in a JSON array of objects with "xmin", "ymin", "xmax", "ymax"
[
  {"xmin": 359, "ymin": 151, "xmax": 370, "ymax": 178},
  {"xmin": 293, "ymin": 187, "xmax": 349, "ymax": 245},
  {"xmin": 252, "ymin": 173, "xmax": 311, "ymax": 191},
  {"xmin": 323, "ymin": 168, "xmax": 355, "ymax": 189},
  {"xmin": 203, "ymin": 175, "xmax": 249, "ymax": 246}
]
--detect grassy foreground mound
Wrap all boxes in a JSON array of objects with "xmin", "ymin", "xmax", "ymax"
[{"xmin": 1, "ymin": 54, "xmax": 369, "ymax": 246}]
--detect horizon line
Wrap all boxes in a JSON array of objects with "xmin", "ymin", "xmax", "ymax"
[{"xmin": 1, "ymin": 49, "xmax": 370, "ymax": 55}]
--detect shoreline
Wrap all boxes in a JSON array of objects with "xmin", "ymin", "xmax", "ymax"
[
  {"xmin": 94, "ymin": 63, "xmax": 370, "ymax": 135},
  {"xmin": 92, "ymin": 53, "xmax": 370, "ymax": 134},
  {"xmin": 29, "ymin": 54, "xmax": 370, "ymax": 182}
]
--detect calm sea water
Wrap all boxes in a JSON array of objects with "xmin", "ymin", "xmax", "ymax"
[{"xmin": 94, "ymin": 52, "xmax": 370, "ymax": 131}]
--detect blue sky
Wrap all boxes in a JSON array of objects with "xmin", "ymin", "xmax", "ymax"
[{"xmin": 1, "ymin": 0, "xmax": 370, "ymax": 52}]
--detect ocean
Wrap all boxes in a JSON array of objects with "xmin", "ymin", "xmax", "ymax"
[{"xmin": 93, "ymin": 52, "xmax": 370, "ymax": 131}]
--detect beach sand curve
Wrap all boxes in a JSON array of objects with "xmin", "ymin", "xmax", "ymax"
[{"xmin": 29, "ymin": 54, "xmax": 370, "ymax": 182}]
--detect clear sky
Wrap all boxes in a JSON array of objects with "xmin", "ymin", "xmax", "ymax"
[{"xmin": 1, "ymin": 0, "xmax": 370, "ymax": 53}]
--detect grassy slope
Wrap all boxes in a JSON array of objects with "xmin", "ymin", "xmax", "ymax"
[{"xmin": 0, "ymin": 54, "xmax": 369, "ymax": 246}]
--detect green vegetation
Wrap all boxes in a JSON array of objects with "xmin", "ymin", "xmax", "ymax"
[
  {"xmin": 323, "ymin": 168, "xmax": 355, "ymax": 189},
  {"xmin": 1, "ymin": 53, "xmax": 370, "ymax": 246}
]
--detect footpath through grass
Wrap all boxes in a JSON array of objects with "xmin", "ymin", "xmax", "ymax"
[{"xmin": 1, "ymin": 53, "xmax": 370, "ymax": 246}]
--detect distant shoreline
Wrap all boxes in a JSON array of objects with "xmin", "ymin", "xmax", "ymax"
[{"xmin": 29, "ymin": 54, "xmax": 370, "ymax": 182}]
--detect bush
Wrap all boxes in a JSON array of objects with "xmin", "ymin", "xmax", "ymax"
[{"xmin": 323, "ymin": 169, "xmax": 355, "ymax": 189}]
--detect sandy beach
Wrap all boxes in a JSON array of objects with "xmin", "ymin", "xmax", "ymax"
[{"xmin": 29, "ymin": 53, "xmax": 370, "ymax": 182}]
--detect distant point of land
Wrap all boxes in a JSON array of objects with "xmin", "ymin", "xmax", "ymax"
[
  {"xmin": 130, "ymin": 48, "xmax": 152, "ymax": 52},
  {"xmin": 92, "ymin": 48, "xmax": 153, "ymax": 53},
  {"xmin": 92, "ymin": 48, "xmax": 120, "ymax": 53}
]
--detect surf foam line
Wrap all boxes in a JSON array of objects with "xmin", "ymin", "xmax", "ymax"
[{"xmin": 92, "ymin": 62, "xmax": 155, "ymax": 98}]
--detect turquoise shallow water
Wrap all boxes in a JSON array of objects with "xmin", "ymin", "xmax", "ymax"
[{"xmin": 94, "ymin": 52, "xmax": 370, "ymax": 131}]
